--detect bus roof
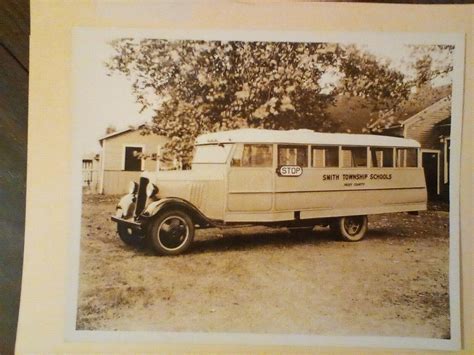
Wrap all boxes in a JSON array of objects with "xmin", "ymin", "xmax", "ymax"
[{"xmin": 195, "ymin": 129, "xmax": 421, "ymax": 148}]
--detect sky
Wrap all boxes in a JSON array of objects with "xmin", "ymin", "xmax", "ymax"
[
  {"xmin": 74, "ymin": 33, "xmax": 154, "ymax": 156},
  {"xmin": 73, "ymin": 29, "xmax": 453, "ymax": 156}
]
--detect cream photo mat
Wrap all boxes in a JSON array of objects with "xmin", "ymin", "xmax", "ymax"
[{"xmin": 17, "ymin": 1, "xmax": 473, "ymax": 353}]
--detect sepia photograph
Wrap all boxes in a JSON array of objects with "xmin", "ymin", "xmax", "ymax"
[{"xmin": 70, "ymin": 29, "xmax": 463, "ymax": 348}]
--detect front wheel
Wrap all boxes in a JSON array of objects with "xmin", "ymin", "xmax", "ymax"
[
  {"xmin": 331, "ymin": 215, "xmax": 368, "ymax": 242},
  {"xmin": 148, "ymin": 210, "xmax": 195, "ymax": 255},
  {"xmin": 117, "ymin": 225, "xmax": 145, "ymax": 246}
]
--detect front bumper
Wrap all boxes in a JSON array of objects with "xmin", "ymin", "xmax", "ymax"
[{"xmin": 111, "ymin": 216, "xmax": 143, "ymax": 232}]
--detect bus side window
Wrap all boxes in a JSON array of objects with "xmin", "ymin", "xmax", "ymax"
[
  {"xmin": 371, "ymin": 148, "xmax": 383, "ymax": 167},
  {"xmin": 231, "ymin": 144, "xmax": 244, "ymax": 166},
  {"xmin": 396, "ymin": 148, "xmax": 418, "ymax": 167},
  {"xmin": 312, "ymin": 146, "xmax": 339, "ymax": 167},
  {"xmin": 232, "ymin": 144, "xmax": 273, "ymax": 167},
  {"xmin": 371, "ymin": 147, "xmax": 394, "ymax": 168},
  {"xmin": 278, "ymin": 145, "xmax": 308, "ymax": 167},
  {"xmin": 342, "ymin": 147, "xmax": 367, "ymax": 168},
  {"xmin": 406, "ymin": 148, "xmax": 418, "ymax": 167}
]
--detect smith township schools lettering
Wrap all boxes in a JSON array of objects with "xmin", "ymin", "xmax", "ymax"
[{"xmin": 323, "ymin": 173, "xmax": 393, "ymax": 187}]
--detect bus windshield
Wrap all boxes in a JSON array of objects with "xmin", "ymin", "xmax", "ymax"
[{"xmin": 193, "ymin": 144, "xmax": 233, "ymax": 164}]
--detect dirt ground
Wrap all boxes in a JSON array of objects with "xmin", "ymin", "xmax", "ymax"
[{"xmin": 76, "ymin": 194, "xmax": 450, "ymax": 339}]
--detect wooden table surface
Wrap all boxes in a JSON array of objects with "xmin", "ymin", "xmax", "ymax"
[{"xmin": 0, "ymin": 0, "xmax": 29, "ymax": 354}]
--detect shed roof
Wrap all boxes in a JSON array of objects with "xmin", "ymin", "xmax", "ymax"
[
  {"xmin": 195, "ymin": 129, "xmax": 420, "ymax": 148},
  {"xmin": 82, "ymin": 152, "xmax": 97, "ymax": 161},
  {"xmin": 98, "ymin": 128, "xmax": 134, "ymax": 145}
]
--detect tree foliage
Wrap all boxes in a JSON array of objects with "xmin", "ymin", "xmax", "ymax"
[
  {"xmin": 106, "ymin": 39, "xmax": 412, "ymax": 163},
  {"xmin": 408, "ymin": 44, "xmax": 454, "ymax": 88},
  {"xmin": 367, "ymin": 44, "xmax": 454, "ymax": 132}
]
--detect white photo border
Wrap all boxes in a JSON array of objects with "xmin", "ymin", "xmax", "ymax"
[{"xmin": 68, "ymin": 28, "xmax": 465, "ymax": 351}]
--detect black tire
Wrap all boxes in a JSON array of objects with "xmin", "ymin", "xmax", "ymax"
[
  {"xmin": 148, "ymin": 209, "xmax": 195, "ymax": 256},
  {"xmin": 117, "ymin": 225, "xmax": 145, "ymax": 246},
  {"xmin": 330, "ymin": 215, "xmax": 368, "ymax": 242}
]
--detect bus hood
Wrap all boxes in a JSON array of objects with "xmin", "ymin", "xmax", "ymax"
[
  {"xmin": 140, "ymin": 168, "xmax": 226, "ymax": 211},
  {"xmin": 141, "ymin": 167, "xmax": 225, "ymax": 183}
]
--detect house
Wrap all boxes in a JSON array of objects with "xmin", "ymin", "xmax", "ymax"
[
  {"xmin": 82, "ymin": 153, "xmax": 100, "ymax": 193},
  {"xmin": 379, "ymin": 96, "xmax": 451, "ymax": 201},
  {"xmin": 98, "ymin": 128, "xmax": 172, "ymax": 194}
]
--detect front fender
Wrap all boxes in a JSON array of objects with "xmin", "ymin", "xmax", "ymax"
[
  {"xmin": 140, "ymin": 197, "xmax": 214, "ymax": 227},
  {"xmin": 116, "ymin": 193, "xmax": 136, "ymax": 219}
]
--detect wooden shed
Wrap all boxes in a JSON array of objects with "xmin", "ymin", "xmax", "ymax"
[
  {"xmin": 381, "ymin": 96, "xmax": 451, "ymax": 201},
  {"xmin": 98, "ymin": 128, "xmax": 171, "ymax": 194},
  {"xmin": 82, "ymin": 153, "xmax": 100, "ymax": 193}
]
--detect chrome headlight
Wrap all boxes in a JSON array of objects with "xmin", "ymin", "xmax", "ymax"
[
  {"xmin": 128, "ymin": 181, "xmax": 138, "ymax": 194},
  {"xmin": 146, "ymin": 182, "xmax": 158, "ymax": 197}
]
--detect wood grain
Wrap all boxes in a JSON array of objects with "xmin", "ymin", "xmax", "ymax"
[{"xmin": 0, "ymin": 0, "xmax": 29, "ymax": 353}]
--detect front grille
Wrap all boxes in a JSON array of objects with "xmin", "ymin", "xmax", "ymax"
[{"xmin": 134, "ymin": 176, "xmax": 149, "ymax": 218}]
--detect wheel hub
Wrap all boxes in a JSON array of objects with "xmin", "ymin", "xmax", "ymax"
[
  {"xmin": 344, "ymin": 217, "xmax": 362, "ymax": 236},
  {"xmin": 158, "ymin": 216, "xmax": 189, "ymax": 250}
]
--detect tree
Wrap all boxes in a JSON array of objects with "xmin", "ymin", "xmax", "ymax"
[
  {"xmin": 366, "ymin": 44, "xmax": 454, "ymax": 132},
  {"xmin": 106, "ymin": 39, "xmax": 410, "ymax": 163},
  {"xmin": 409, "ymin": 44, "xmax": 454, "ymax": 88}
]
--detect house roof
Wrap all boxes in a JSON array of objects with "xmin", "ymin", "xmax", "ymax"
[
  {"xmin": 375, "ymin": 96, "xmax": 451, "ymax": 133},
  {"xmin": 369, "ymin": 91, "xmax": 452, "ymax": 132},
  {"xmin": 195, "ymin": 128, "xmax": 420, "ymax": 148},
  {"xmin": 400, "ymin": 96, "xmax": 451, "ymax": 128}
]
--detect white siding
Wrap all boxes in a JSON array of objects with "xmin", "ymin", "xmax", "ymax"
[{"xmin": 100, "ymin": 130, "xmax": 169, "ymax": 194}]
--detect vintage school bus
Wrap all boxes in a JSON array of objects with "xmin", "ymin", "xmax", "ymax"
[{"xmin": 112, "ymin": 128, "xmax": 427, "ymax": 255}]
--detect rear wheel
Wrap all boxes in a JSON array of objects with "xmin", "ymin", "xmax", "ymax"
[
  {"xmin": 331, "ymin": 215, "xmax": 368, "ymax": 242},
  {"xmin": 148, "ymin": 210, "xmax": 195, "ymax": 255}
]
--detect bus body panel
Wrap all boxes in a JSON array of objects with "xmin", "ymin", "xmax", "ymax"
[
  {"xmin": 273, "ymin": 167, "xmax": 426, "ymax": 211},
  {"xmin": 223, "ymin": 188, "xmax": 426, "ymax": 223},
  {"xmin": 227, "ymin": 168, "xmax": 274, "ymax": 212},
  {"xmin": 138, "ymin": 130, "xmax": 427, "ymax": 225},
  {"xmin": 223, "ymin": 147, "xmax": 427, "ymax": 223}
]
